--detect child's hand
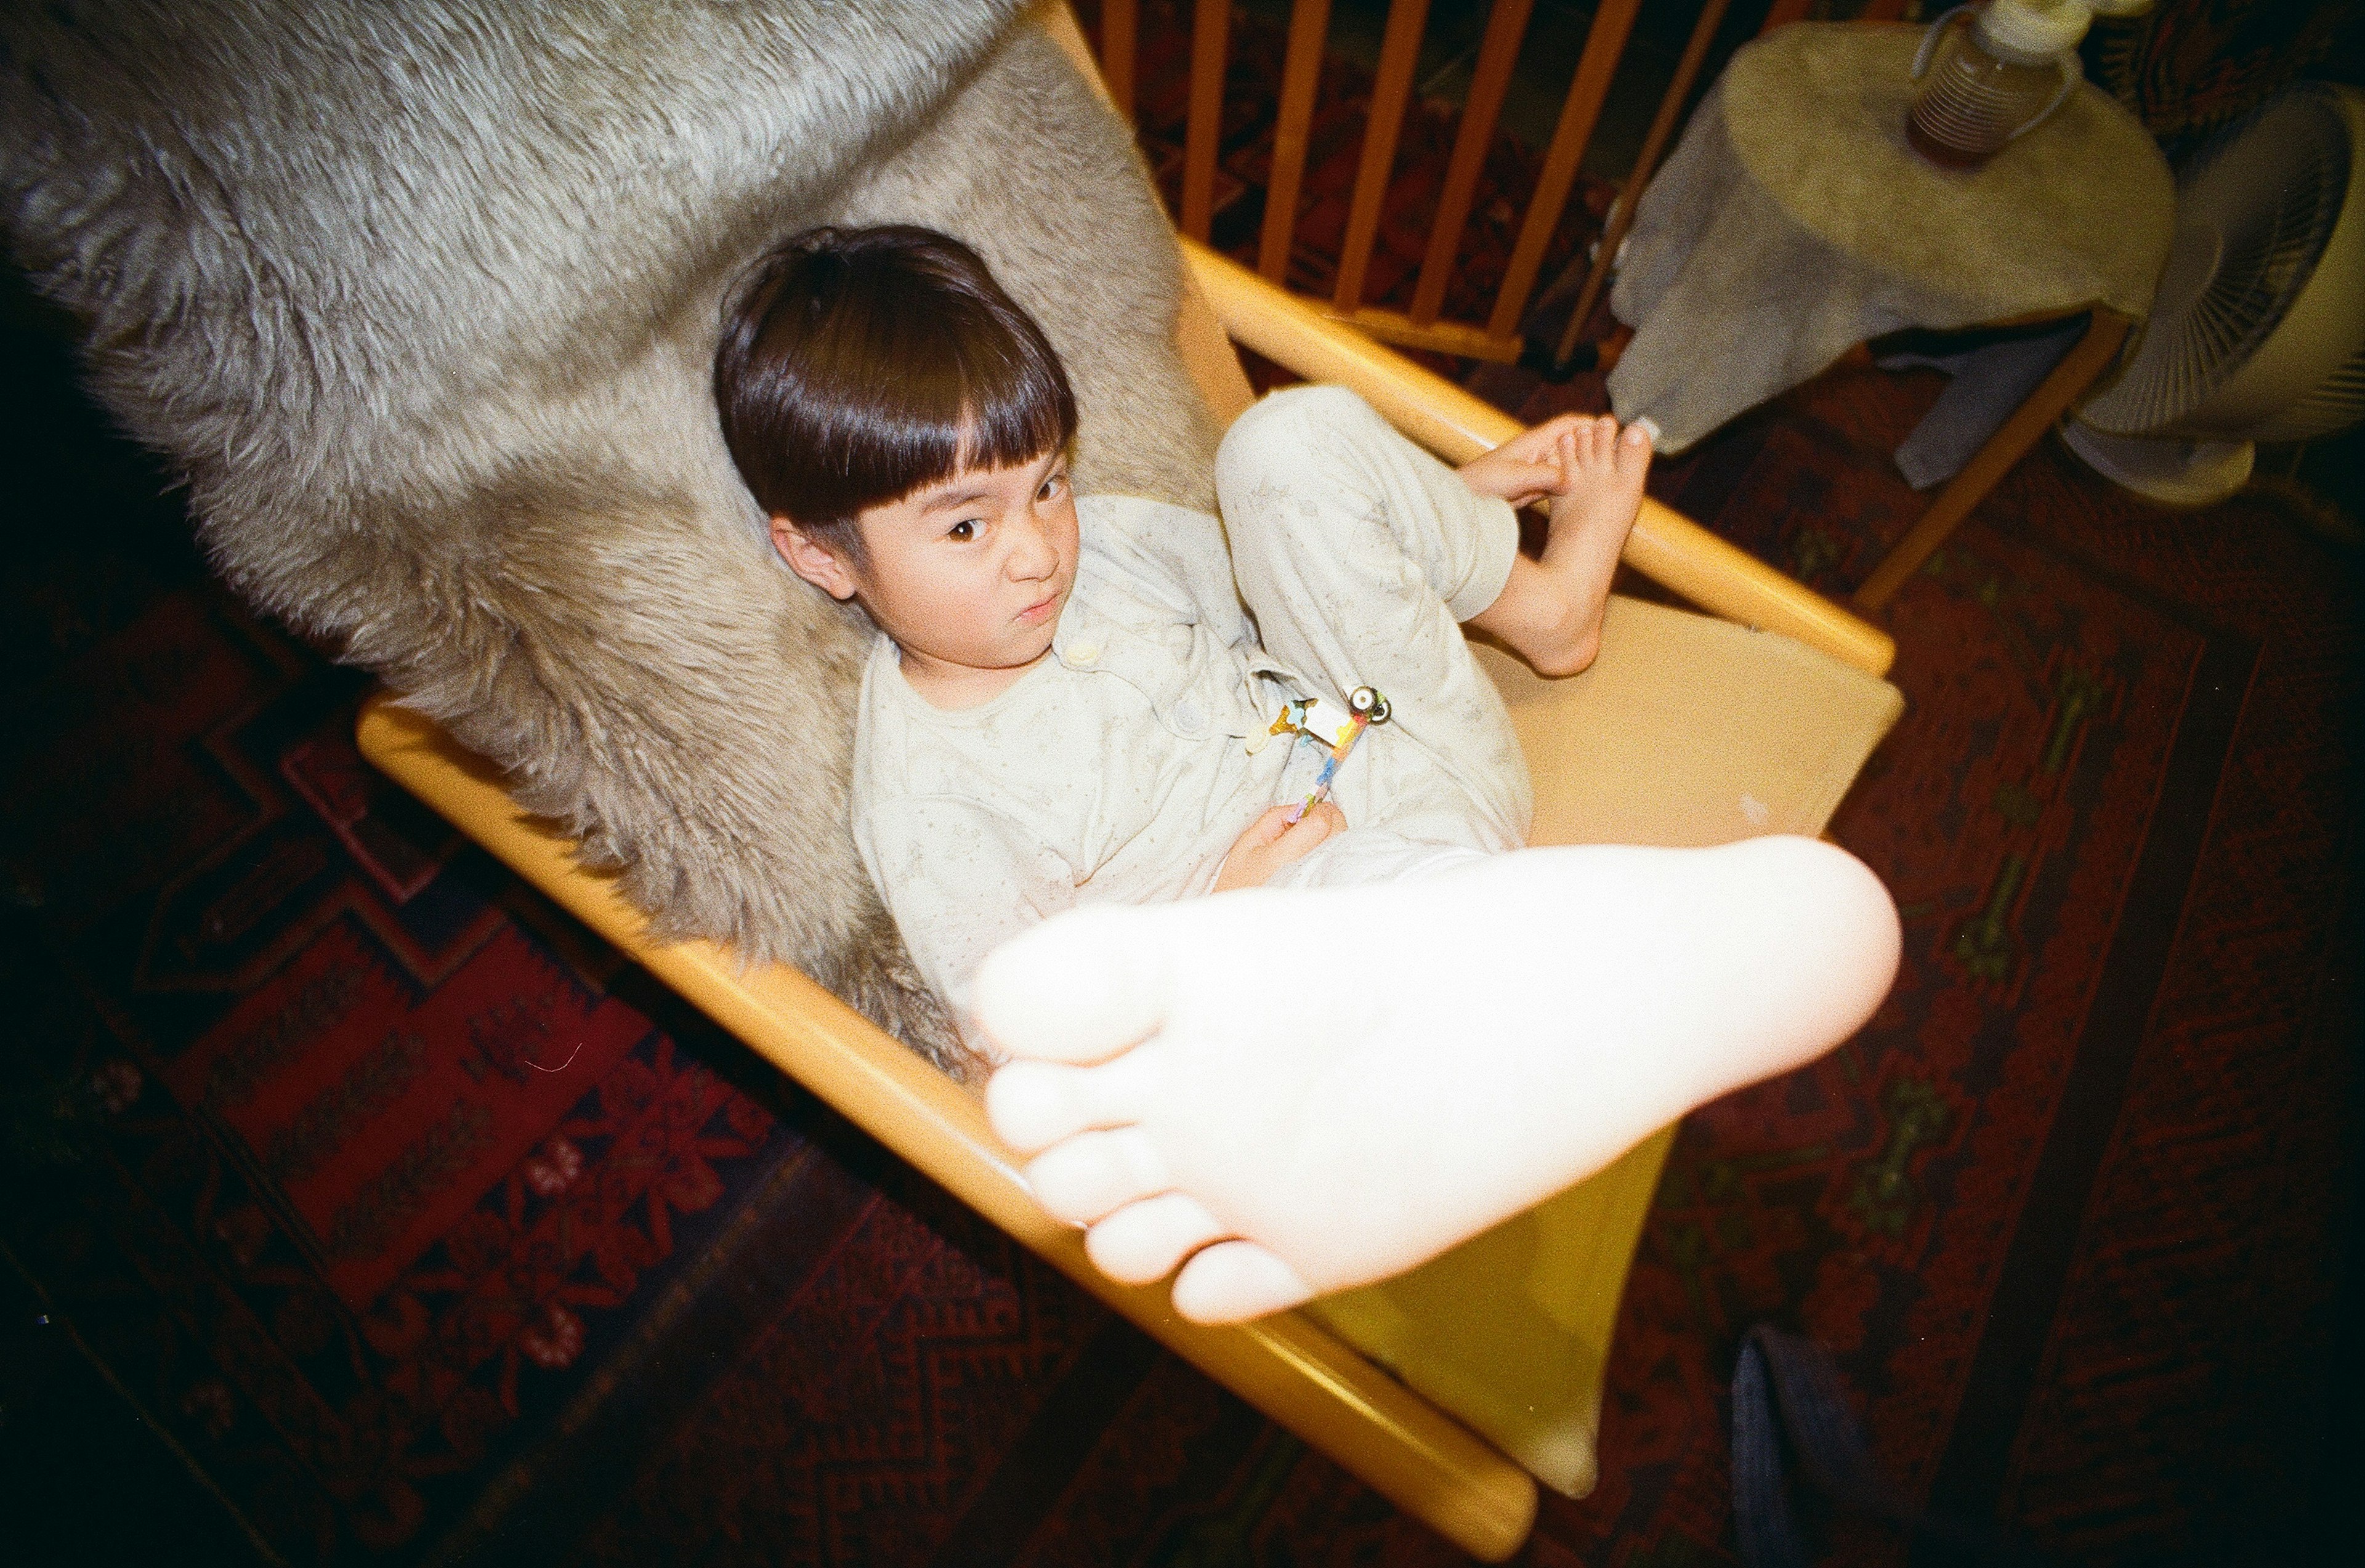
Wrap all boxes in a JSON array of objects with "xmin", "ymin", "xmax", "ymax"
[
  {"xmin": 1214, "ymin": 802, "xmax": 1348, "ymax": 892},
  {"xmin": 1457, "ymin": 413, "xmax": 1589, "ymax": 508}
]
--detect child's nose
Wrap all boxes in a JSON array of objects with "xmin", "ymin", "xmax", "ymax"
[{"xmin": 1009, "ymin": 516, "xmax": 1059, "ymax": 579}]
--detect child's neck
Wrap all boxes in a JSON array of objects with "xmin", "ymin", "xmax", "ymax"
[{"xmin": 895, "ymin": 644, "xmax": 1048, "ymax": 710}]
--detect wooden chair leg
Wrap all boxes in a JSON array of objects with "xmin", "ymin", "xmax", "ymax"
[{"xmin": 1851, "ymin": 308, "xmax": 2130, "ymax": 612}]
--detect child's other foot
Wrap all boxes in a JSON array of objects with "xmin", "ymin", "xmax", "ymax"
[
  {"xmin": 977, "ymin": 837, "xmax": 1898, "ymax": 1324},
  {"xmin": 1533, "ymin": 414, "xmax": 1650, "ymax": 673},
  {"xmin": 1468, "ymin": 414, "xmax": 1652, "ymax": 677}
]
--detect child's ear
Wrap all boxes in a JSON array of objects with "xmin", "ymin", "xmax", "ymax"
[{"xmin": 770, "ymin": 515, "xmax": 859, "ymax": 601}]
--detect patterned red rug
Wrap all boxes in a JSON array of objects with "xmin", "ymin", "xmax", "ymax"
[
  {"xmin": 9, "ymin": 298, "xmax": 2353, "ymax": 1568},
  {"xmin": 6, "ymin": 8, "xmax": 2357, "ymax": 1563}
]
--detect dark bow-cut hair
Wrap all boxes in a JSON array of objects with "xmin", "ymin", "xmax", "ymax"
[{"xmin": 716, "ymin": 224, "xmax": 1078, "ymax": 565}]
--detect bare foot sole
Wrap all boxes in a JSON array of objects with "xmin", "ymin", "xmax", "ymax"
[{"xmin": 977, "ymin": 837, "xmax": 1900, "ymax": 1324}]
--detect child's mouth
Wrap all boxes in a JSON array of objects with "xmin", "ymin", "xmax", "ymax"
[{"xmin": 1019, "ymin": 586, "xmax": 1064, "ymax": 624}]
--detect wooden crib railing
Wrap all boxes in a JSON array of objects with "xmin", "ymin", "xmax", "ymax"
[{"xmin": 1088, "ymin": 0, "xmax": 1915, "ymax": 366}]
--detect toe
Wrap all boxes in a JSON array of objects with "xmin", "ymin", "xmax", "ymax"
[
  {"xmin": 1588, "ymin": 415, "xmax": 1617, "ymax": 465},
  {"xmin": 1622, "ymin": 417, "xmax": 1660, "ymax": 469},
  {"xmin": 985, "ymin": 1062, "xmax": 1090, "ymax": 1155},
  {"xmin": 1170, "ymin": 1240, "xmax": 1317, "ymax": 1324},
  {"xmin": 985, "ymin": 1047, "xmax": 1166, "ymax": 1154},
  {"xmin": 1083, "ymin": 1192, "xmax": 1231, "ymax": 1285},
  {"xmin": 1024, "ymin": 1126, "xmax": 1175, "ymax": 1226},
  {"xmin": 972, "ymin": 907, "xmax": 1173, "ymax": 1065}
]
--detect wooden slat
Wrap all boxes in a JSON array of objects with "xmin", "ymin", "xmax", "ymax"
[
  {"xmin": 1485, "ymin": 0, "xmax": 1641, "ymax": 341},
  {"xmin": 1552, "ymin": 0, "xmax": 1734, "ymax": 366},
  {"xmin": 1181, "ymin": 0, "xmax": 1231, "ymax": 240},
  {"xmin": 1258, "ymin": 0, "xmax": 1335, "ymax": 281},
  {"xmin": 1333, "ymin": 0, "xmax": 1430, "ymax": 312},
  {"xmin": 1758, "ymin": 0, "xmax": 1814, "ymax": 35},
  {"xmin": 1330, "ymin": 303, "xmax": 1523, "ymax": 363},
  {"xmin": 1101, "ymin": 0, "xmax": 1138, "ymax": 119},
  {"xmin": 1409, "ymin": 0, "xmax": 1536, "ymax": 327}
]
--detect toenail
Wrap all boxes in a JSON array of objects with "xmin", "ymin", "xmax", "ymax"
[{"xmin": 1631, "ymin": 416, "xmax": 1661, "ymax": 447}]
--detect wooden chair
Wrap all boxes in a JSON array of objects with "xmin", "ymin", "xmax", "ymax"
[{"xmin": 358, "ymin": 9, "xmax": 1902, "ymax": 1557}]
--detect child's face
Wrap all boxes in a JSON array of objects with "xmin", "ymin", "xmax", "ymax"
[{"xmin": 773, "ymin": 448, "xmax": 1078, "ymax": 706}]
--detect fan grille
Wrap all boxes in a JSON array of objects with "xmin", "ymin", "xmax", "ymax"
[
  {"xmin": 2079, "ymin": 87, "xmax": 2351, "ymax": 435},
  {"xmin": 2250, "ymin": 341, "xmax": 2365, "ymax": 443}
]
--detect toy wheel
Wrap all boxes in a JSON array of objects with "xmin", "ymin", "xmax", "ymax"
[
  {"xmin": 1369, "ymin": 695, "xmax": 1391, "ymax": 724},
  {"xmin": 1349, "ymin": 685, "xmax": 1378, "ymax": 715}
]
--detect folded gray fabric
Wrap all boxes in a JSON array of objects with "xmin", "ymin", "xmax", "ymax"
[{"xmin": 1882, "ymin": 318, "xmax": 2085, "ymax": 490}]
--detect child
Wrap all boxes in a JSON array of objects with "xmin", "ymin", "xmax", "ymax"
[
  {"xmin": 719, "ymin": 225, "xmax": 1645, "ymax": 1005},
  {"xmin": 718, "ymin": 225, "xmax": 1901, "ymax": 1324}
]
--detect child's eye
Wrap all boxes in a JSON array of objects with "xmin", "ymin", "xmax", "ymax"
[
  {"xmin": 947, "ymin": 519, "xmax": 978, "ymax": 542},
  {"xmin": 1038, "ymin": 472, "xmax": 1066, "ymax": 501}
]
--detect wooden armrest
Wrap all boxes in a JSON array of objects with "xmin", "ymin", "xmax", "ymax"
[
  {"xmin": 354, "ymin": 692, "xmax": 1537, "ymax": 1561},
  {"xmin": 1181, "ymin": 241, "xmax": 1896, "ymax": 677}
]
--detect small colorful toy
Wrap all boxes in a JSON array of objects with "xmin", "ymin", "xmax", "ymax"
[{"xmin": 1274, "ymin": 685, "xmax": 1391, "ymax": 823}]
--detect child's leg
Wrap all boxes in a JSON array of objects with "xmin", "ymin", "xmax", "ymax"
[
  {"xmin": 1217, "ymin": 386, "xmax": 1535, "ymax": 846},
  {"xmin": 980, "ymin": 836, "xmax": 1901, "ymax": 1324}
]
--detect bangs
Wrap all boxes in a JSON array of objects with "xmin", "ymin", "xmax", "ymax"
[
  {"xmin": 716, "ymin": 226, "xmax": 1078, "ymax": 547},
  {"xmin": 802, "ymin": 289, "xmax": 1072, "ymax": 505}
]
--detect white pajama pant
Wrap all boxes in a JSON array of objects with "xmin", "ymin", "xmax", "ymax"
[{"xmin": 1215, "ymin": 386, "xmax": 1535, "ymax": 889}]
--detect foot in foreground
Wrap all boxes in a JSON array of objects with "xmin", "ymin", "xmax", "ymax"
[{"xmin": 979, "ymin": 836, "xmax": 1901, "ymax": 1324}]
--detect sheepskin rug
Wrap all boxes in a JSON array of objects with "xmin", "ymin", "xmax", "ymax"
[{"xmin": 1, "ymin": 1, "xmax": 1221, "ymax": 1070}]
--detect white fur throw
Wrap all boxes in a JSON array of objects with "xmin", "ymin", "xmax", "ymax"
[{"xmin": 1, "ymin": 1, "xmax": 1221, "ymax": 1071}]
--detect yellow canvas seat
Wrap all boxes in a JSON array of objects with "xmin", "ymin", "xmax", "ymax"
[{"xmin": 360, "ymin": 222, "xmax": 1898, "ymax": 1557}]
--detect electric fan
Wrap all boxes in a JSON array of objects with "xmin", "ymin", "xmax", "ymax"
[{"xmin": 2064, "ymin": 81, "xmax": 2365, "ymax": 506}]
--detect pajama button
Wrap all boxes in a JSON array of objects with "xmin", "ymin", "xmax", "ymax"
[
  {"xmin": 1174, "ymin": 699, "xmax": 1203, "ymax": 730},
  {"xmin": 1065, "ymin": 640, "xmax": 1100, "ymax": 665}
]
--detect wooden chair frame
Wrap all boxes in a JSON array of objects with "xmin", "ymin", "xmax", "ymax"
[
  {"xmin": 358, "ymin": 236, "xmax": 1890, "ymax": 1562},
  {"xmin": 358, "ymin": 10, "xmax": 1896, "ymax": 1554}
]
